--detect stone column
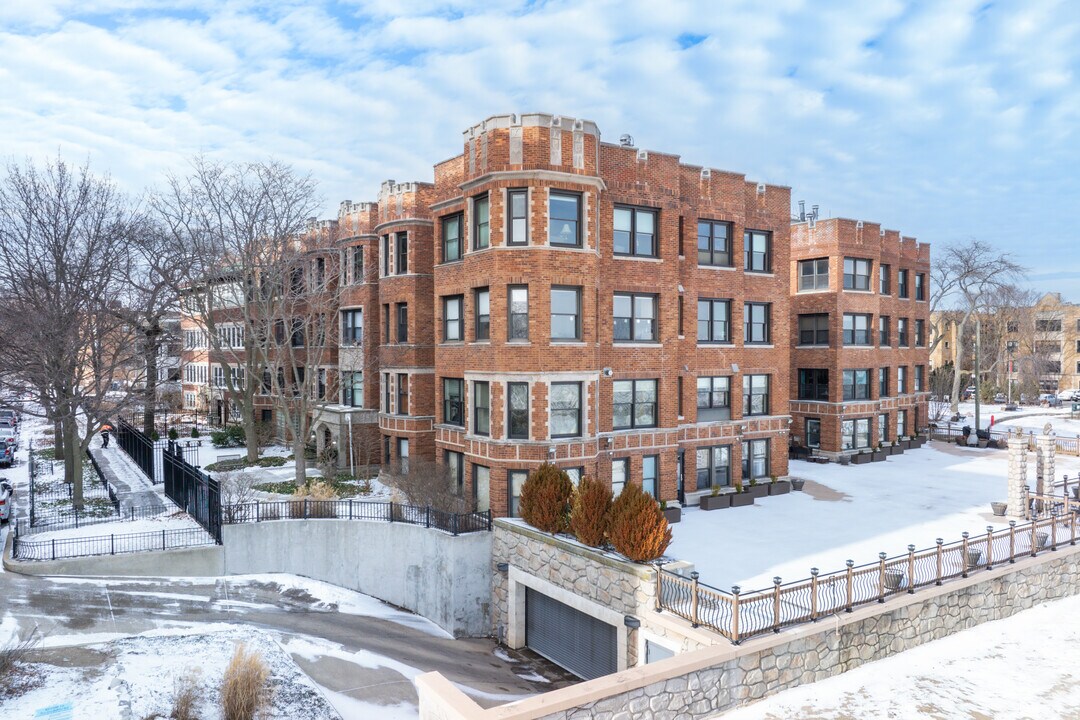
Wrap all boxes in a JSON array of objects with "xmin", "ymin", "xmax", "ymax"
[
  {"xmin": 1007, "ymin": 431, "xmax": 1028, "ymax": 520},
  {"xmin": 1036, "ymin": 427, "xmax": 1056, "ymax": 501}
]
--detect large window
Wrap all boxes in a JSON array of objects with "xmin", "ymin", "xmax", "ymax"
[
  {"xmin": 879, "ymin": 367, "xmax": 890, "ymax": 398},
  {"xmin": 744, "ymin": 230, "xmax": 771, "ymax": 272},
  {"xmin": 743, "ymin": 374, "xmax": 770, "ymax": 416},
  {"xmin": 798, "ymin": 314, "xmax": 829, "ymax": 345},
  {"xmin": 696, "ymin": 376, "xmax": 731, "ymax": 421},
  {"xmin": 612, "ymin": 379, "xmax": 657, "ymax": 430},
  {"xmin": 446, "ymin": 451, "xmax": 464, "ymax": 494},
  {"xmin": 742, "ymin": 439, "xmax": 769, "ymax": 480},
  {"xmin": 897, "ymin": 409, "xmax": 908, "ymax": 438},
  {"xmin": 841, "ymin": 418, "xmax": 871, "ymax": 450},
  {"xmin": 842, "ymin": 369, "xmax": 871, "ymax": 401},
  {"xmin": 508, "ymin": 189, "xmax": 528, "ymax": 246},
  {"xmin": 697, "ymin": 299, "xmax": 731, "ymax": 343},
  {"xmin": 878, "ymin": 414, "xmax": 888, "ymax": 443},
  {"xmin": 898, "ymin": 318, "xmax": 909, "ymax": 347},
  {"xmin": 798, "ymin": 369, "xmax": 829, "ymax": 401},
  {"xmin": 549, "ymin": 191, "xmax": 581, "ymax": 247},
  {"xmin": 613, "ymin": 293, "xmax": 657, "ymax": 342},
  {"xmin": 550, "ymin": 286, "xmax": 581, "ymax": 340},
  {"xmin": 915, "ymin": 319, "xmax": 925, "ymax": 347},
  {"xmin": 508, "ymin": 382, "xmax": 530, "ymax": 439},
  {"xmin": 398, "ymin": 439, "xmax": 409, "ymax": 474},
  {"xmin": 443, "ymin": 295, "xmax": 463, "ymax": 342},
  {"xmin": 508, "ymin": 285, "xmax": 529, "ymax": 340},
  {"xmin": 396, "ymin": 303, "xmax": 408, "ymax": 343},
  {"xmin": 475, "ymin": 288, "xmax": 490, "ymax": 341},
  {"xmin": 614, "ymin": 206, "xmax": 657, "ymax": 257},
  {"xmin": 879, "ymin": 316, "xmax": 891, "ymax": 346},
  {"xmin": 381, "ymin": 235, "xmax": 390, "ymax": 277},
  {"xmin": 342, "ymin": 371, "xmax": 364, "ymax": 407},
  {"xmin": 744, "ymin": 302, "xmax": 771, "ymax": 344},
  {"xmin": 843, "ymin": 257, "xmax": 871, "ymax": 291},
  {"xmin": 473, "ymin": 381, "xmax": 490, "ymax": 435},
  {"xmin": 351, "ymin": 246, "xmax": 363, "ymax": 285},
  {"xmin": 442, "ymin": 213, "xmax": 462, "ymax": 263},
  {"xmin": 508, "ymin": 470, "xmax": 528, "ymax": 517},
  {"xmin": 897, "ymin": 366, "xmax": 908, "ymax": 394},
  {"xmin": 697, "ymin": 221, "xmax": 732, "ymax": 267},
  {"xmin": 611, "ymin": 458, "xmax": 628, "ymax": 496},
  {"xmin": 550, "ymin": 382, "xmax": 582, "ymax": 437},
  {"xmin": 843, "ymin": 313, "xmax": 872, "ymax": 346},
  {"xmin": 395, "ymin": 232, "xmax": 408, "ymax": 274},
  {"xmin": 798, "ymin": 258, "xmax": 829, "ymax": 291},
  {"xmin": 898, "ymin": 269, "xmax": 909, "ymax": 298},
  {"xmin": 915, "ymin": 365, "xmax": 925, "ymax": 392},
  {"xmin": 443, "ymin": 378, "xmax": 464, "ymax": 426},
  {"xmin": 473, "ymin": 465, "xmax": 490, "ymax": 513},
  {"xmin": 915, "ymin": 273, "xmax": 926, "ymax": 301},
  {"xmin": 696, "ymin": 446, "xmax": 730, "ymax": 490},
  {"xmin": 642, "ymin": 456, "xmax": 659, "ymax": 498},
  {"xmin": 340, "ymin": 309, "xmax": 362, "ymax": 346},
  {"xmin": 473, "ymin": 194, "xmax": 489, "ymax": 250}
]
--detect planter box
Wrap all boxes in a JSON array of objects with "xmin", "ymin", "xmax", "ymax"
[
  {"xmin": 891, "ymin": 444, "xmax": 905, "ymax": 455},
  {"xmin": 768, "ymin": 481, "xmax": 791, "ymax": 496},
  {"xmin": 662, "ymin": 506, "xmax": 682, "ymax": 524},
  {"xmin": 730, "ymin": 492, "xmax": 755, "ymax": 508},
  {"xmin": 871, "ymin": 451, "xmax": 887, "ymax": 462},
  {"xmin": 897, "ymin": 439, "xmax": 912, "ymax": 450},
  {"xmin": 746, "ymin": 484, "xmax": 768, "ymax": 499},
  {"xmin": 977, "ymin": 439, "xmax": 988, "ymax": 449},
  {"xmin": 699, "ymin": 494, "xmax": 730, "ymax": 511},
  {"xmin": 838, "ymin": 455, "xmax": 851, "ymax": 465},
  {"xmin": 912, "ymin": 437, "xmax": 926, "ymax": 448},
  {"xmin": 991, "ymin": 502, "xmax": 1007, "ymax": 516},
  {"xmin": 851, "ymin": 452, "xmax": 872, "ymax": 465}
]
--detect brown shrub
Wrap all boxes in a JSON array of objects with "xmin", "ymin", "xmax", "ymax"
[
  {"xmin": 220, "ymin": 643, "xmax": 271, "ymax": 720},
  {"xmin": 607, "ymin": 482, "xmax": 672, "ymax": 562},
  {"xmin": 170, "ymin": 669, "xmax": 201, "ymax": 720},
  {"xmin": 519, "ymin": 463, "xmax": 573, "ymax": 534},
  {"xmin": 569, "ymin": 476, "xmax": 612, "ymax": 547},
  {"xmin": 289, "ymin": 481, "xmax": 338, "ymax": 519}
]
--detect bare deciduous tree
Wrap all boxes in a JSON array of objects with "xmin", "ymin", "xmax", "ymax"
[{"xmin": 383, "ymin": 458, "xmax": 475, "ymax": 514}]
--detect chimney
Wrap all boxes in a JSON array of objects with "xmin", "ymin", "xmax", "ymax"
[
  {"xmin": 798, "ymin": 200, "xmax": 806, "ymax": 221},
  {"xmin": 811, "ymin": 204, "xmax": 819, "ymax": 221}
]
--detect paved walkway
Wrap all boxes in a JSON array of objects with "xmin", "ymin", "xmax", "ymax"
[{"xmin": 89, "ymin": 443, "xmax": 168, "ymax": 514}]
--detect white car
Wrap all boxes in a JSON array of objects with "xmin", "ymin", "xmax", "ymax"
[
  {"xmin": 0, "ymin": 479, "xmax": 13, "ymax": 522},
  {"xmin": 1059, "ymin": 389, "xmax": 1078, "ymax": 402}
]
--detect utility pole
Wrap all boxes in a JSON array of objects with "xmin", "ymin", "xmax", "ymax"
[{"xmin": 974, "ymin": 317, "xmax": 982, "ymax": 440}]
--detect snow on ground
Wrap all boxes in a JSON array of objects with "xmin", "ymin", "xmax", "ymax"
[
  {"xmin": 5, "ymin": 625, "xmax": 343, "ymax": 720},
  {"xmin": 719, "ymin": 593, "xmax": 1080, "ymax": 720},
  {"xmin": 25, "ymin": 513, "xmax": 202, "ymax": 541},
  {"xmin": 943, "ymin": 402, "xmax": 1075, "ymax": 432},
  {"xmin": 669, "ymin": 442, "xmax": 1080, "ymax": 592}
]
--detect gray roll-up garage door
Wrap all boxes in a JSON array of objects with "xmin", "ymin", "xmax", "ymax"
[{"xmin": 525, "ymin": 587, "xmax": 617, "ymax": 680}]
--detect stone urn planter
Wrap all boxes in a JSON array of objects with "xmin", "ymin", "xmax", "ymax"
[
  {"xmin": 852, "ymin": 452, "xmax": 872, "ymax": 465},
  {"xmin": 699, "ymin": 494, "xmax": 730, "ymax": 511},
  {"xmin": 884, "ymin": 568, "xmax": 905, "ymax": 590},
  {"xmin": 746, "ymin": 483, "xmax": 769, "ymax": 499},
  {"xmin": 768, "ymin": 480, "xmax": 791, "ymax": 496},
  {"xmin": 964, "ymin": 548, "xmax": 982, "ymax": 568},
  {"xmin": 838, "ymin": 454, "xmax": 851, "ymax": 466},
  {"xmin": 991, "ymin": 502, "xmax": 1007, "ymax": 517},
  {"xmin": 977, "ymin": 438, "xmax": 988, "ymax": 449},
  {"xmin": 1037, "ymin": 531, "xmax": 1050, "ymax": 548},
  {"xmin": 791, "ymin": 478, "xmax": 805, "ymax": 492},
  {"xmin": 730, "ymin": 492, "xmax": 755, "ymax": 508},
  {"xmin": 662, "ymin": 505, "xmax": 682, "ymax": 524},
  {"xmin": 871, "ymin": 450, "xmax": 887, "ymax": 462}
]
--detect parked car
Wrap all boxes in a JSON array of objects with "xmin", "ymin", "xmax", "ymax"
[
  {"xmin": 0, "ymin": 479, "xmax": 12, "ymax": 522},
  {"xmin": 993, "ymin": 393, "xmax": 1007, "ymax": 403},
  {"xmin": 0, "ymin": 427, "xmax": 16, "ymax": 450},
  {"xmin": 0, "ymin": 409, "xmax": 18, "ymax": 427},
  {"xmin": 0, "ymin": 445, "xmax": 13, "ymax": 468},
  {"xmin": 1040, "ymin": 394, "xmax": 1062, "ymax": 408},
  {"xmin": 1059, "ymin": 389, "xmax": 1078, "ymax": 402}
]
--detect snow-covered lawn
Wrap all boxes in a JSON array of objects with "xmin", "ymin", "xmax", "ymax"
[
  {"xmin": 719, "ymin": 592, "xmax": 1080, "ymax": 720},
  {"xmin": 669, "ymin": 441, "xmax": 1080, "ymax": 592},
  {"xmin": 942, "ymin": 401, "xmax": 1077, "ymax": 433}
]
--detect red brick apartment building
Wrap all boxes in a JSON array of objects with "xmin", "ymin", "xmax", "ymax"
[
  {"xmin": 180, "ymin": 112, "xmax": 929, "ymax": 516},
  {"xmin": 789, "ymin": 218, "xmax": 931, "ymax": 458}
]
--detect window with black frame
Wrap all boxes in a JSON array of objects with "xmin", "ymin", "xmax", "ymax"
[
  {"xmin": 473, "ymin": 194, "xmax": 489, "ymax": 250},
  {"xmin": 473, "ymin": 381, "xmax": 490, "ymax": 435},
  {"xmin": 442, "ymin": 214, "xmax": 463, "ymax": 263},
  {"xmin": 443, "ymin": 295, "xmax": 464, "ymax": 342},
  {"xmin": 842, "ymin": 369, "xmax": 871, "ymax": 401},
  {"xmin": 843, "ymin": 257, "xmax": 871, "ymax": 290},
  {"xmin": 613, "ymin": 293, "xmax": 657, "ymax": 342},
  {"xmin": 743, "ymin": 374, "xmax": 769, "ymax": 416},
  {"xmin": 843, "ymin": 313, "xmax": 872, "ymax": 346},
  {"xmin": 475, "ymin": 288, "xmax": 490, "ymax": 341},
  {"xmin": 341, "ymin": 309, "xmax": 363, "ymax": 346},
  {"xmin": 507, "ymin": 189, "xmax": 528, "ymax": 246},
  {"xmin": 550, "ymin": 287, "xmax": 581, "ymax": 340},
  {"xmin": 613, "ymin": 206, "xmax": 657, "ymax": 257},
  {"xmin": 396, "ymin": 303, "xmax": 408, "ymax": 343},
  {"xmin": 697, "ymin": 298, "xmax": 731, "ymax": 343},
  {"xmin": 696, "ymin": 376, "xmax": 731, "ymax": 420},
  {"xmin": 508, "ymin": 285, "xmax": 528, "ymax": 340},
  {"xmin": 550, "ymin": 382, "xmax": 582, "ymax": 437},
  {"xmin": 697, "ymin": 220, "xmax": 732, "ymax": 267},
  {"xmin": 806, "ymin": 418, "xmax": 821, "ymax": 448},
  {"xmin": 548, "ymin": 192, "xmax": 581, "ymax": 247},
  {"xmin": 743, "ymin": 230, "xmax": 771, "ymax": 272},
  {"xmin": 508, "ymin": 470, "xmax": 528, "ymax": 517},
  {"xmin": 798, "ymin": 369, "xmax": 829, "ymax": 401},
  {"xmin": 443, "ymin": 378, "xmax": 464, "ymax": 426},
  {"xmin": 798, "ymin": 258, "xmax": 829, "ymax": 291},
  {"xmin": 508, "ymin": 382, "xmax": 529, "ymax": 439},
  {"xmin": 612, "ymin": 379, "xmax": 657, "ymax": 430},
  {"xmin": 742, "ymin": 439, "xmax": 769, "ymax": 480},
  {"xmin": 695, "ymin": 446, "xmax": 730, "ymax": 490},
  {"xmin": 642, "ymin": 455, "xmax": 659, "ymax": 498},
  {"xmin": 744, "ymin": 302, "xmax": 771, "ymax": 344},
  {"xmin": 798, "ymin": 314, "xmax": 829, "ymax": 345}
]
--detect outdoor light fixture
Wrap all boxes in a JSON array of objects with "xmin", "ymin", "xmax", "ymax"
[
  {"xmin": 623, "ymin": 616, "xmax": 641, "ymax": 629},
  {"xmin": 496, "ymin": 562, "xmax": 509, "ymax": 573}
]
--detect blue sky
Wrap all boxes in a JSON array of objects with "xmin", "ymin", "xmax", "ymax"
[{"xmin": 2, "ymin": 0, "xmax": 1078, "ymax": 298}]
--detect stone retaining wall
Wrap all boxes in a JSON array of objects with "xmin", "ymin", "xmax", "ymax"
[{"xmin": 420, "ymin": 539, "xmax": 1080, "ymax": 719}]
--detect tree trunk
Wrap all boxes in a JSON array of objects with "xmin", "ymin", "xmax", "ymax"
[
  {"xmin": 53, "ymin": 418, "xmax": 65, "ymax": 462},
  {"xmin": 950, "ymin": 317, "xmax": 968, "ymax": 414},
  {"xmin": 143, "ymin": 343, "xmax": 158, "ymax": 436},
  {"xmin": 243, "ymin": 392, "xmax": 259, "ymax": 464},
  {"xmin": 293, "ymin": 431, "xmax": 307, "ymax": 489},
  {"xmin": 62, "ymin": 415, "xmax": 83, "ymax": 510}
]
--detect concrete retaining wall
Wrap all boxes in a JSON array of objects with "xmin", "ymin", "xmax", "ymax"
[
  {"xmin": 222, "ymin": 520, "xmax": 492, "ymax": 638},
  {"xmin": 419, "ymin": 538, "xmax": 1080, "ymax": 719},
  {"xmin": 2, "ymin": 537, "xmax": 225, "ymax": 577}
]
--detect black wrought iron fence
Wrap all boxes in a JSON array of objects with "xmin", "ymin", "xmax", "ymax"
[
  {"xmin": 116, "ymin": 417, "xmax": 156, "ymax": 482},
  {"xmin": 221, "ymin": 499, "xmax": 492, "ymax": 536},
  {"xmin": 15, "ymin": 504, "xmax": 168, "ymax": 536},
  {"xmin": 12, "ymin": 527, "xmax": 217, "ymax": 561},
  {"xmin": 162, "ymin": 441, "xmax": 221, "ymax": 543}
]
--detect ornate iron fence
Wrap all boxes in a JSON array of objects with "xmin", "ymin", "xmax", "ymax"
[
  {"xmin": 221, "ymin": 499, "xmax": 492, "ymax": 536},
  {"xmin": 162, "ymin": 441, "xmax": 221, "ymax": 543},
  {"xmin": 116, "ymin": 417, "xmax": 157, "ymax": 482},
  {"xmin": 656, "ymin": 501, "xmax": 1080, "ymax": 643},
  {"xmin": 12, "ymin": 527, "xmax": 216, "ymax": 561}
]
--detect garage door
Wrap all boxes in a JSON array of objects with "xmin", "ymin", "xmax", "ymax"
[{"xmin": 525, "ymin": 587, "xmax": 617, "ymax": 680}]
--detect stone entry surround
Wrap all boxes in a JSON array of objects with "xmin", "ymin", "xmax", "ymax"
[{"xmin": 420, "ymin": 522, "xmax": 1080, "ymax": 719}]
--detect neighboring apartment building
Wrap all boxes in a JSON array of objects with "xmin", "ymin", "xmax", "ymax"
[
  {"xmin": 789, "ymin": 218, "xmax": 931, "ymax": 457},
  {"xmin": 1027, "ymin": 292, "xmax": 1080, "ymax": 394}
]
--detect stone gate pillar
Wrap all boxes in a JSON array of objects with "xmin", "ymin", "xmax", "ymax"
[
  {"xmin": 1007, "ymin": 430, "xmax": 1028, "ymax": 520},
  {"xmin": 1036, "ymin": 424, "xmax": 1056, "ymax": 501}
]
